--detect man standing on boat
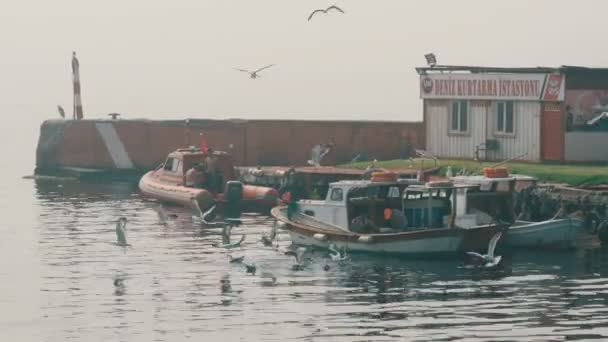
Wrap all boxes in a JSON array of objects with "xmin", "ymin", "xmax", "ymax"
[
  {"xmin": 204, "ymin": 149, "xmax": 221, "ymax": 194},
  {"xmin": 185, "ymin": 163, "xmax": 205, "ymax": 188}
]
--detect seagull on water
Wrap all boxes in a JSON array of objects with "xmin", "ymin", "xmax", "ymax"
[
  {"xmin": 234, "ymin": 64, "xmax": 275, "ymax": 79},
  {"xmin": 245, "ymin": 262, "xmax": 257, "ymax": 275},
  {"xmin": 308, "ymin": 5, "xmax": 345, "ymax": 21},
  {"xmin": 228, "ymin": 254, "xmax": 245, "ymax": 263},
  {"xmin": 157, "ymin": 204, "xmax": 178, "ymax": 225},
  {"xmin": 115, "ymin": 217, "xmax": 128, "ymax": 246},
  {"xmin": 285, "ymin": 246, "xmax": 308, "ymax": 270},
  {"xmin": 466, "ymin": 231, "xmax": 503, "ymax": 268},
  {"xmin": 261, "ymin": 220, "xmax": 279, "ymax": 247},
  {"xmin": 57, "ymin": 105, "xmax": 65, "ymax": 119}
]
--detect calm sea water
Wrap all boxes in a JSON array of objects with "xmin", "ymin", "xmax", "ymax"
[{"xmin": 3, "ymin": 121, "xmax": 608, "ymax": 341}]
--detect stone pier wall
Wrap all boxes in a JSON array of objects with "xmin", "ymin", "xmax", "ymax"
[{"xmin": 35, "ymin": 118, "xmax": 424, "ymax": 173}]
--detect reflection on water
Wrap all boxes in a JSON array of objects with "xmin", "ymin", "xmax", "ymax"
[{"xmin": 7, "ymin": 179, "xmax": 608, "ymax": 340}]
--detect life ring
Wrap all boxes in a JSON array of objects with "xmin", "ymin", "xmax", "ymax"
[
  {"xmin": 483, "ymin": 167, "xmax": 509, "ymax": 178},
  {"xmin": 371, "ymin": 171, "xmax": 397, "ymax": 182}
]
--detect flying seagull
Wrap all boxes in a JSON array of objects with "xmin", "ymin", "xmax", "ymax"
[
  {"xmin": 308, "ymin": 5, "xmax": 345, "ymax": 21},
  {"xmin": 57, "ymin": 105, "xmax": 65, "ymax": 119},
  {"xmin": 466, "ymin": 231, "xmax": 503, "ymax": 268},
  {"xmin": 285, "ymin": 246, "xmax": 308, "ymax": 270},
  {"xmin": 115, "ymin": 217, "xmax": 128, "ymax": 246},
  {"xmin": 213, "ymin": 225, "xmax": 246, "ymax": 249},
  {"xmin": 191, "ymin": 198, "xmax": 217, "ymax": 225},
  {"xmin": 234, "ymin": 64, "xmax": 275, "ymax": 79},
  {"xmin": 328, "ymin": 243, "xmax": 348, "ymax": 262}
]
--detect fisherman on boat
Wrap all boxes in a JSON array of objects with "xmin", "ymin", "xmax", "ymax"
[
  {"xmin": 185, "ymin": 163, "xmax": 206, "ymax": 188},
  {"xmin": 204, "ymin": 149, "xmax": 222, "ymax": 194},
  {"xmin": 384, "ymin": 208, "xmax": 407, "ymax": 231}
]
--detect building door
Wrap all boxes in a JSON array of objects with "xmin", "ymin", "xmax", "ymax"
[{"xmin": 540, "ymin": 103, "xmax": 564, "ymax": 161}]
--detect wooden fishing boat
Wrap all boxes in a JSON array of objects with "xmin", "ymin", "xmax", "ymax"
[
  {"xmin": 271, "ymin": 173, "xmax": 513, "ymax": 255},
  {"xmin": 139, "ymin": 147, "xmax": 279, "ymax": 214}
]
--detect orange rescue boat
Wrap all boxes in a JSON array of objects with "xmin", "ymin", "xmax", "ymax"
[{"xmin": 139, "ymin": 147, "xmax": 279, "ymax": 214}]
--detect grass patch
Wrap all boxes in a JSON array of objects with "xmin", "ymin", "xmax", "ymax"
[{"xmin": 341, "ymin": 159, "xmax": 608, "ymax": 187}]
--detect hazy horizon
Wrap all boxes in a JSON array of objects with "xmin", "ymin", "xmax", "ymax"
[{"xmin": 1, "ymin": 0, "xmax": 606, "ymax": 122}]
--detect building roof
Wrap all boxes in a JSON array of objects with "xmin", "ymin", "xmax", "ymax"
[{"xmin": 416, "ymin": 65, "xmax": 608, "ymax": 75}]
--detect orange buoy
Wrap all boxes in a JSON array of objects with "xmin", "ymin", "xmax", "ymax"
[
  {"xmin": 371, "ymin": 171, "xmax": 398, "ymax": 182},
  {"xmin": 484, "ymin": 167, "xmax": 509, "ymax": 178}
]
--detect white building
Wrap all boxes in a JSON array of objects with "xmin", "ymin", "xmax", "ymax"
[{"xmin": 418, "ymin": 66, "xmax": 566, "ymax": 162}]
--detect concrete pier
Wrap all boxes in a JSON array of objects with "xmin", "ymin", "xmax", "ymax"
[{"xmin": 35, "ymin": 118, "xmax": 424, "ymax": 176}]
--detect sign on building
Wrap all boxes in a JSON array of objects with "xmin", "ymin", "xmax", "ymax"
[{"xmin": 420, "ymin": 73, "xmax": 564, "ymax": 101}]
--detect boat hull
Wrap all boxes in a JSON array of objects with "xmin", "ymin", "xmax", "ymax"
[
  {"xmin": 506, "ymin": 218, "xmax": 584, "ymax": 249},
  {"xmin": 272, "ymin": 207, "xmax": 502, "ymax": 255},
  {"xmin": 139, "ymin": 171, "xmax": 279, "ymax": 214}
]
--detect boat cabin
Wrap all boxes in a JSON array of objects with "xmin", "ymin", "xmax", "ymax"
[
  {"xmin": 156, "ymin": 146, "xmax": 237, "ymax": 186},
  {"xmin": 296, "ymin": 176, "xmax": 515, "ymax": 233}
]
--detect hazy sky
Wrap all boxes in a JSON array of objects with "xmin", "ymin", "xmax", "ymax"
[{"xmin": 0, "ymin": 0, "xmax": 605, "ymax": 122}]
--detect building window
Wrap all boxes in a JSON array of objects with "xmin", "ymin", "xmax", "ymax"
[
  {"xmin": 450, "ymin": 101, "xmax": 468, "ymax": 133},
  {"xmin": 496, "ymin": 101, "xmax": 515, "ymax": 134}
]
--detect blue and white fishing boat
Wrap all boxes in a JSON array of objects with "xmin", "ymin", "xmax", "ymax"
[{"xmin": 271, "ymin": 173, "xmax": 511, "ymax": 255}]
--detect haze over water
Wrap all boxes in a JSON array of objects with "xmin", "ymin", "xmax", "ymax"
[{"xmin": 2, "ymin": 1, "xmax": 608, "ymax": 341}]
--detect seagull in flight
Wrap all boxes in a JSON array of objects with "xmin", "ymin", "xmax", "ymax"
[
  {"xmin": 191, "ymin": 198, "xmax": 217, "ymax": 225},
  {"xmin": 213, "ymin": 224, "xmax": 246, "ymax": 249},
  {"xmin": 285, "ymin": 246, "xmax": 308, "ymax": 270},
  {"xmin": 308, "ymin": 5, "xmax": 345, "ymax": 21},
  {"xmin": 57, "ymin": 105, "xmax": 65, "ymax": 119},
  {"xmin": 466, "ymin": 231, "xmax": 503, "ymax": 268},
  {"xmin": 234, "ymin": 64, "xmax": 275, "ymax": 79},
  {"xmin": 328, "ymin": 243, "xmax": 348, "ymax": 262}
]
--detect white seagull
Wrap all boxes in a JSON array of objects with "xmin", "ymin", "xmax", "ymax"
[
  {"xmin": 234, "ymin": 64, "xmax": 275, "ymax": 79},
  {"xmin": 213, "ymin": 224, "xmax": 246, "ymax": 249},
  {"xmin": 308, "ymin": 5, "xmax": 345, "ymax": 21},
  {"xmin": 328, "ymin": 243, "xmax": 348, "ymax": 262},
  {"xmin": 261, "ymin": 220, "xmax": 279, "ymax": 247},
  {"xmin": 115, "ymin": 217, "xmax": 128, "ymax": 246},
  {"xmin": 466, "ymin": 232, "xmax": 503, "ymax": 268},
  {"xmin": 191, "ymin": 198, "xmax": 217, "ymax": 225},
  {"xmin": 285, "ymin": 246, "xmax": 308, "ymax": 270}
]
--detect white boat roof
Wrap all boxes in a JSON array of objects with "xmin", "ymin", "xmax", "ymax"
[
  {"xmin": 451, "ymin": 174, "xmax": 538, "ymax": 184},
  {"xmin": 328, "ymin": 178, "xmax": 421, "ymax": 188}
]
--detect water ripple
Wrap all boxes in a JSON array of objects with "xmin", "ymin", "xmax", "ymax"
[{"xmin": 2, "ymin": 180, "xmax": 608, "ymax": 341}]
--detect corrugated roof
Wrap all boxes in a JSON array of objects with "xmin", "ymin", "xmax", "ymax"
[{"xmin": 416, "ymin": 65, "xmax": 608, "ymax": 75}]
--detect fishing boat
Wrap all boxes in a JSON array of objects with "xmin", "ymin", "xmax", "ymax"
[
  {"xmin": 450, "ymin": 172, "xmax": 584, "ymax": 249},
  {"xmin": 507, "ymin": 218, "xmax": 583, "ymax": 249},
  {"xmin": 271, "ymin": 172, "xmax": 513, "ymax": 255},
  {"xmin": 139, "ymin": 146, "xmax": 279, "ymax": 214}
]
